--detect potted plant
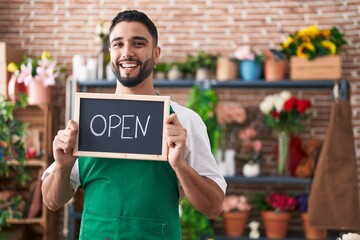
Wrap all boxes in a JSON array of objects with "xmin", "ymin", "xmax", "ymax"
[
  {"xmin": 234, "ymin": 45, "xmax": 265, "ymax": 81},
  {"xmin": 280, "ymin": 25, "xmax": 346, "ymax": 80},
  {"xmin": 296, "ymin": 194, "xmax": 327, "ymax": 239},
  {"xmin": 0, "ymin": 194, "xmax": 25, "ymax": 231},
  {"xmin": 222, "ymin": 194, "xmax": 252, "ymax": 237},
  {"xmin": 238, "ymin": 126, "xmax": 263, "ymax": 177},
  {"xmin": 251, "ymin": 192, "xmax": 297, "ymax": 239},
  {"xmin": 264, "ymin": 49, "xmax": 287, "ymax": 81},
  {"xmin": 154, "ymin": 62, "xmax": 170, "ymax": 80},
  {"xmin": 7, "ymin": 50, "xmax": 66, "ymax": 105},
  {"xmin": 0, "ymin": 94, "xmax": 30, "ymax": 186},
  {"xmin": 185, "ymin": 50, "xmax": 217, "ymax": 81}
]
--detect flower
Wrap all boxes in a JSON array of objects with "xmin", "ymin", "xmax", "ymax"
[
  {"xmin": 223, "ymin": 195, "xmax": 252, "ymax": 213},
  {"xmin": 281, "ymin": 25, "xmax": 346, "ymax": 60},
  {"xmin": 251, "ymin": 192, "xmax": 297, "ymax": 214},
  {"xmin": 238, "ymin": 126, "xmax": 263, "ymax": 163},
  {"xmin": 295, "ymin": 194, "xmax": 308, "ymax": 213},
  {"xmin": 337, "ymin": 233, "xmax": 360, "ymax": 240},
  {"xmin": 259, "ymin": 90, "xmax": 311, "ymax": 135},
  {"xmin": 234, "ymin": 45, "xmax": 265, "ymax": 62},
  {"xmin": 95, "ymin": 20, "xmax": 110, "ymax": 43},
  {"xmin": 7, "ymin": 51, "xmax": 65, "ymax": 87}
]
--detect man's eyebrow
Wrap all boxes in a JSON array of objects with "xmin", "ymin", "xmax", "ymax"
[{"xmin": 111, "ymin": 36, "xmax": 149, "ymax": 44}]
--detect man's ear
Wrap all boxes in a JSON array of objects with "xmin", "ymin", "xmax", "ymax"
[{"xmin": 153, "ymin": 46, "xmax": 161, "ymax": 64}]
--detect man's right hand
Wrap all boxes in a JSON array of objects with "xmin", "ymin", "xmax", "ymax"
[{"xmin": 53, "ymin": 119, "xmax": 78, "ymax": 169}]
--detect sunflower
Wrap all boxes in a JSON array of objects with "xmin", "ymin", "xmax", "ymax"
[
  {"xmin": 321, "ymin": 40, "xmax": 337, "ymax": 55},
  {"xmin": 282, "ymin": 37, "xmax": 294, "ymax": 49},
  {"xmin": 296, "ymin": 43, "xmax": 315, "ymax": 59},
  {"xmin": 297, "ymin": 25, "xmax": 319, "ymax": 39}
]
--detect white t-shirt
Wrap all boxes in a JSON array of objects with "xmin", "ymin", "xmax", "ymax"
[{"xmin": 42, "ymin": 101, "xmax": 227, "ymax": 199}]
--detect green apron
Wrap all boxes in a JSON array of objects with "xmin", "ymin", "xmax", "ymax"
[{"xmin": 78, "ymin": 157, "xmax": 181, "ymax": 240}]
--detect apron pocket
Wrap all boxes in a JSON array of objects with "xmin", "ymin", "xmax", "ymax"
[{"xmin": 81, "ymin": 209, "xmax": 168, "ymax": 240}]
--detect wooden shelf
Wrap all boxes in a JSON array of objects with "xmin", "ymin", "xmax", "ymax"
[{"xmin": 7, "ymin": 159, "xmax": 46, "ymax": 168}]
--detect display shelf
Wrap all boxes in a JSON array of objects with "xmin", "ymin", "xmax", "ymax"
[
  {"xmin": 7, "ymin": 217, "xmax": 43, "ymax": 224},
  {"xmin": 77, "ymin": 79, "xmax": 335, "ymax": 91},
  {"xmin": 7, "ymin": 159, "xmax": 46, "ymax": 168},
  {"xmin": 215, "ymin": 235, "xmax": 305, "ymax": 240},
  {"xmin": 224, "ymin": 175, "xmax": 311, "ymax": 185}
]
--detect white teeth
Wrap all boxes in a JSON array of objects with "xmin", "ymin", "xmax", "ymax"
[{"xmin": 121, "ymin": 63, "xmax": 137, "ymax": 68}]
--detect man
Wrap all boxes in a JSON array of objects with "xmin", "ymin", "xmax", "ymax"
[{"xmin": 41, "ymin": 10, "xmax": 226, "ymax": 239}]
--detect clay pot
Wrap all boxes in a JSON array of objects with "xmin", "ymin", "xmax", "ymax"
[
  {"xmin": 223, "ymin": 211, "xmax": 250, "ymax": 237},
  {"xmin": 27, "ymin": 80, "xmax": 52, "ymax": 105},
  {"xmin": 216, "ymin": 57, "xmax": 238, "ymax": 81},
  {"xmin": 301, "ymin": 213, "xmax": 327, "ymax": 239},
  {"xmin": 264, "ymin": 59, "xmax": 287, "ymax": 81},
  {"xmin": 261, "ymin": 211, "xmax": 291, "ymax": 239}
]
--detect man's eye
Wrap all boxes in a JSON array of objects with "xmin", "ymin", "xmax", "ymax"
[
  {"xmin": 134, "ymin": 42, "xmax": 145, "ymax": 47},
  {"xmin": 113, "ymin": 43, "xmax": 123, "ymax": 48}
]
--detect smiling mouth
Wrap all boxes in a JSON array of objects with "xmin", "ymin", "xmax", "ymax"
[{"xmin": 119, "ymin": 61, "xmax": 140, "ymax": 69}]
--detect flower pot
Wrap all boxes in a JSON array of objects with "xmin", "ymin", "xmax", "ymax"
[
  {"xmin": 261, "ymin": 211, "xmax": 291, "ymax": 239},
  {"xmin": 301, "ymin": 213, "xmax": 327, "ymax": 240},
  {"xmin": 264, "ymin": 59, "xmax": 287, "ymax": 81},
  {"xmin": 242, "ymin": 162, "xmax": 260, "ymax": 177},
  {"xmin": 7, "ymin": 75, "xmax": 27, "ymax": 101},
  {"xmin": 240, "ymin": 60, "xmax": 262, "ymax": 81},
  {"xmin": 223, "ymin": 211, "xmax": 250, "ymax": 237},
  {"xmin": 27, "ymin": 80, "xmax": 52, "ymax": 105},
  {"xmin": 216, "ymin": 57, "xmax": 238, "ymax": 81}
]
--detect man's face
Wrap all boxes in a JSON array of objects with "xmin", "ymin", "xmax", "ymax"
[{"xmin": 109, "ymin": 21, "xmax": 160, "ymax": 88}]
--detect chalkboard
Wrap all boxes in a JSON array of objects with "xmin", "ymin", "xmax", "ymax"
[{"xmin": 73, "ymin": 93, "xmax": 170, "ymax": 161}]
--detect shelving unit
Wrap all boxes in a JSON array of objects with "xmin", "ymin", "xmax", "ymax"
[{"xmin": 3, "ymin": 104, "xmax": 60, "ymax": 240}]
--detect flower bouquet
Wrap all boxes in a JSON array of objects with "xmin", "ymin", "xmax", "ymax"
[
  {"xmin": 7, "ymin": 51, "xmax": 65, "ymax": 104},
  {"xmin": 259, "ymin": 90, "xmax": 311, "ymax": 175},
  {"xmin": 222, "ymin": 195, "xmax": 252, "ymax": 237}
]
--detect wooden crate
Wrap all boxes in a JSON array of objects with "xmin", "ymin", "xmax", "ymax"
[{"xmin": 290, "ymin": 56, "xmax": 342, "ymax": 80}]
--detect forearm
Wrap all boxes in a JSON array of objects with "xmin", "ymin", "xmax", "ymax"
[
  {"xmin": 174, "ymin": 160, "xmax": 224, "ymax": 219},
  {"xmin": 41, "ymin": 164, "xmax": 75, "ymax": 211}
]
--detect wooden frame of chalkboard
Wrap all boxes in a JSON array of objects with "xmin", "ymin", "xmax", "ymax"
[{"xmin": 73, "ymin": 92, "xmax": 170, "ymax": 161}]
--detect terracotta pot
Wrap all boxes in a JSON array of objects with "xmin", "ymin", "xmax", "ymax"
[
  {"xmin": 223, "ymin": 211, "xmax": 250, "ymax": 237},
  {"xmin": 261, "ymin": 211, "xmax": 291, "ymax": 239},
  {"xmin": 27, "ymin": 80, "xmax": 52, "ymax": 105},
  {"xmin": 301, "ymin": 213, "xmax": 327, "ymax": 240},
  {"xmin": 216, "ymin": 57, "xmax": 238, "ymax": 81},
  {"xmin": 264, "ymin": 59, "xmax": 287, "ymax": 81}
]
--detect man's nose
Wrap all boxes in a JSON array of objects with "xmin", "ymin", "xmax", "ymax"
[{"xmin": 122, "ymin": 45, "xmax": 134, "ymax": 59}]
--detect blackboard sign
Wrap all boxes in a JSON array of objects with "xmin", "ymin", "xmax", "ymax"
[{"xmin": 73, "ymin": 93, "xmax": 170, "ymax": 161}]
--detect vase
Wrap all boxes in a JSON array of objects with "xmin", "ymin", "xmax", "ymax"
[
  {"xmin": 223, "ymin": 211, "xmax": 250, "ymax": 237},
  {"xmin": 27, "ymin": 80, "xmax": 52, "ymax": 105},
  {"xmin": 242, "ymin": 162, "xmax": 260, "ymax": 177},
  {"xmin": 97, "ymin": 41, "xmax": 110, "ymax": 80},
  {"xmin": 261, "ymin": 211, "xmax": 291, "ymax": 239},
  {"xmin": 301, "ymin": 213, "xmax": 327, "ymax": 240},
  {"xmin": 277, "ymin": 131, "xmax": 290, "ymax": 176},
  {"xmin": 239, "ymin": 60, "xmax": 262, "ymax": 81}
]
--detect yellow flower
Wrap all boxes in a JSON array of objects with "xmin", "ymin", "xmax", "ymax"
[
  {"xmin": 320, "ymin": 30, "xmax": 331, "ymax": 38},
  {"xmin": 296, "ymin": 42, "xmax": 315, "ymax": 58},
  {"xmin": 321, "ymin": 40, "xmax": 337, "ymax": 55},
  {"xmin": 282, "ymin": 37, "xmax": 294, "ymax": 49},
  {"xmin": 297, "ymin": 25, "xmax": 319, "ymax": 39},
  {"xmin": 41, "ymin": 50, "xmax": 51, "ymax": 59},
  {"xmin": 7, "ymin": 62, "xmax": 18, "ymax": 73}
]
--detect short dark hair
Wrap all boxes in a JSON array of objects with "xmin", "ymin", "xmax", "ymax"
[{"xmin": 110, "ymin": 10, "xmax": 158, "ymax": 46}]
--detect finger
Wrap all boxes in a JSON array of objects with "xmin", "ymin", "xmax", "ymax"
[
  {"xmin": 53, "ymin": 137, "xmax": 73, "ymax": 154},
  {"xmin": 166, "ymin": 113, "xmax": 181, "ymax": 125},
  {"xmin": 66, "ymin": 119, "xmax": 78, "ymax": 131}
]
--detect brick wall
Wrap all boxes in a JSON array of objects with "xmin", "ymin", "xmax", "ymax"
[{"xmin": 1, "ymin": 0, "xmax": 359, "ymax": 236}]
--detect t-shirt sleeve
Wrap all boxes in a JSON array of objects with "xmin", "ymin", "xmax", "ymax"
[{"xmin": 41, "ymin": 160, "xmax": 81, "ymax": 192}]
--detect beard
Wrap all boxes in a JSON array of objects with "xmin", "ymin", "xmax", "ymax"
[{"xmin": 111, "ymin": 56, "xmax": 155, "ymax": 88}]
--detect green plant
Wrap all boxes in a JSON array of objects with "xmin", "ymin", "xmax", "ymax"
[
  {"xmin": 154, "ymin": 62, "xmax": 170, "ymax": 73},
  {"xmin": 180, "ymin": 198, "xmax": 214, "ymax": 240},
  {"xmin": 0, "ymin": 94, "xmax": 31, "ymax": 186},
  {"xmin": 281, "ymin": 25, "xmax": 346, "ymax": 60},
  {"xmin": 185, "ymin": 50, "xmax": 217, "ymax": 74},
  {"xmin": 187, "ymin": 83, "xmax": 220, "ymax": 154},
  {"xmin": 0, "ymin": 195, "xmax": 24, "ymax": 231}
]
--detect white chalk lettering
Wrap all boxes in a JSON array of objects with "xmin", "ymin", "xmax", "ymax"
[
  {"xmin": 121, "ymin": 115, "xmax": 134, "ymax": 139},
  {"xmin": 135, "ymin": 115, "xmax": 150, "ymax": 138},
  {"xmin": 108, "ymin": 114, "xmax": 122, "ymax": 137},
  {"xmin": 90, "ymin": 115, "xmax": 107, "ymax": 136}
]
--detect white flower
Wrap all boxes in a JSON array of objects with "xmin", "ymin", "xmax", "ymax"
[
  {"xmin": 259, "ymin": 95, "xmax": 276, "ymax": 114},
  {"xmin": 279, "ymin": 90, "xmax": 291, "ymax": 101},
  {"xmin": 338, "ymin": 233, "xmax": 360, "ymax": 240}
]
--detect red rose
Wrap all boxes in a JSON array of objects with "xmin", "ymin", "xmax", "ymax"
[
  {"xmin": 297, "ymin": 100, "xmax": 311, "ymax": 113},
  {"xmin": 283, "ymin": 97, "xmax": 298, "ymax": 111},
  {"xmin": 271, "ymin": 110, "xmax": 279, "ymax": 118}
]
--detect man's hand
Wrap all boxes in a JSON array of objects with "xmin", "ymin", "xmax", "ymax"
[
  {"xmin": 165, "ymin": 113, "xmax": 187, "ymax": 169},
  {"xmin": 53, "ymin": 119, "xmax": 78, "ymax": 169}
]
